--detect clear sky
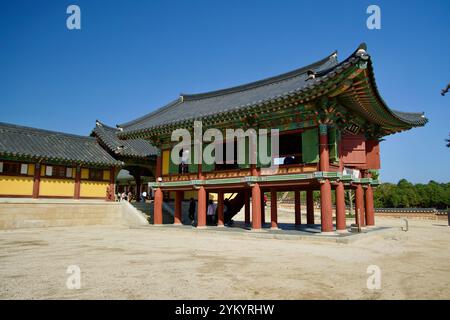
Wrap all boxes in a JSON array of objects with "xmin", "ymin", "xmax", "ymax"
[{"xmin": 0, "ymin": 0, "xmax": 449, "ymax": 183}]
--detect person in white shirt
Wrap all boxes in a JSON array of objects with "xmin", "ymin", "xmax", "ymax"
[
  {"xmin": 141, "ymin": 191, "xmax": 147, "ymax": 202},
  {"xmin": 207, "ymin": 200, "xmax": 216, "ymax": 225}
]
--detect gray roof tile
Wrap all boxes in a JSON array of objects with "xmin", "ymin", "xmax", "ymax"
[
  {"xmin": 92, "ymin": 121, "xmax": 158, "ymax": 158},
  {"xmin": 118, "ymin": 44, "xmax": 427, "ymax": 135},
  {"xmin": 0, "ymin": 122, "xmax": 122, "ymax": 166}
]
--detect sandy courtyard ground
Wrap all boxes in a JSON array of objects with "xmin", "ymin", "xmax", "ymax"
[{"xmin": 0, "ymin": 213, "xmax": 449, "ymax": 300}]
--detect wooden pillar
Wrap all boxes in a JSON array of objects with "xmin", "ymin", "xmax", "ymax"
[
  {"xmin": 108, "ymin": 167, "xmax": 115, "ymax": 201},
  {"xmin": 155, "ymin": 153, "xmax": 162, "ymax": 180},
  {"xmin": 74, "ymin": 166, "xmax": 81, "ymax": 200},
  {"xmin": 336, "ymin": 182, "xmax": 346, "ymax": 231},
  {"xmin": 294, "ymin": 190, "xmax": 301, "ymax": 226},
  {"xmin": 197, "ymin": 186, "xmax": 207, "ymax": 227},
  {"xmin": 320, "ymin": 180, "xmax": 333, "ymax": 232},
  {"xmin": 260, "ymin": 191, "xmax": 266, "ymax": 226},
  {"xmin": 319, "ymin": 124, "xmax": 330, "ymax": 172},
  {"xmin": 244, "ymin": 189, "xmax": 250, "ymax": 224},
  {"xmin": 251, "ymin": 183, "xmax": 262, "ymax": 230},
  {"xmin": 270, "ymin": 189, "xmax": 278, "ymax": 229},
  {"xmin": 365, "ymin": 184, "xmax": 375, "ymax": 226},
  {"xmin": 355, "ymin": 184, "xmax": 366, "ymax": 227},
  {"xmin": 217, "ymin": 191, "xmax": 224, "ymax": 227},
  {"xmin": 174, "ymin": 190, "xmax": 183, "ymax": 225},
  {"xmin": 32, "ymin": 163, "xmax": 41, "ymax": 199},
  {"xmin": 306, "ymin": 189, "xmax": 315, "ymax": 225},
  {"xmin": 135, "ymin": 174, "xmax": 142, "ymax": 202},
  {"xmin": 319, "ymin": 124, "xmax": 333, "ymax": 232},
  {"xmin": 154, "ymin": 188, "xmax": 163, "ymax": 224}
]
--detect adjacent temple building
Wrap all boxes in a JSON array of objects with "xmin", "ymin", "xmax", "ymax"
[{"xmin": 0, "ymin": 44, "xmax": 427, "ymax": 233}]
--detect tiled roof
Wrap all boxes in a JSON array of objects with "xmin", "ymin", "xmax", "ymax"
[
  {"xmin": 118, "ymin": 51, "xmax": 339, "ymax": 133},
  {"xmin": 118, "ymin": 43, "xmax": 427, "ymax": 136},
  {"xmin": 0, "ymin": 122, "xmax": 122, "ymax": 166},
  {"xmin": 389, "ymin": 110, "xmax": 427, "ymax": 126},
  {"xmin": 92, "ymin": 121, "xmax": 158, "ymax": 158}
]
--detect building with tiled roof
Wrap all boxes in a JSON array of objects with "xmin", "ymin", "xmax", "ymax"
[
  {"xmin": 0, "ymin": 44, "xmax": 427, "ymax": 233},
  {"xmin": 115, "ymin": 43, "xmax": 427, "ymax": 232},
  {"xmin": 0, "ymin": 121, "xmax": 155, "ymax": 200}
]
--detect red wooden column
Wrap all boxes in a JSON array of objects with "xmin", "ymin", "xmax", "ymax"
[
  {"xmin": 174, "ymin": 190, "xmax": 183, "ymax": 225},
  {"xmin": 320, "ymin": 181, "xmax": 333, "ymax": 232},
  {"xmin": 294, "ymin": 190, "xmax": 301, "ymax": 226},
  {"xmin": 319, "ymin": 124, "xmax": 333, "ymax": 232},
  {"xmin": 74, "ymin": 166, "xmax": 81, "ymax": 200},
  {"xmin": 365, "ymin": 184, "xmax": 375, "ymax": 226},
  {"xmin": 260, "ymin": 191, "xmax": 266, "ymax": 226},
  {"xmin": 244, "ymin": 189, "xmax": 250, "ymax": 224},
  {"xmin": 196, "ymin": 160, "xmax": 207, "ymax": 228},
  {"xmin": 270, "ymin": 189, "xmax": 278, "ymax": 229},
  {"xmin": 335, "ymin": 182, "xmax": 346, "ymax": 232},
  {"xmin": 155, "ymin": 154, "xmax": 162, "ymax": 181},
  {"xmin": 197, "ymin": 186, "xmax": 207, "ymax": 227},
  {"xmin": 153, "ymin": 153, "xmax": 163, "ymax": 225},
  {"xmin": 355, "ymin": 184, "xmax": 366, "ymax": 227},
  {"xmin": 217, "ymin": 191, "xmax": 224, "ymax": 227},
  {"xmin": 251, "ymin": 183, "xmax": 262, "ymax": 230},
  {"xmin": 32, "ymin": 163, "xmax": 41, "ymax": 199},
  {"xmin": 306, "ymin": 189, "xmax": 315, "ymax": 225},
  {"xmin": 154, "ymin": 188, "xmax": 163, "ymax": 224},
  {"xmin": 108, "ymin": 167, "xmax": 115, "ymax": 201}
]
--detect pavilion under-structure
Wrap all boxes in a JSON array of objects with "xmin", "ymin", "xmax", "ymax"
[{"xmin": 116, "ymin": 43, "xmax": 428, "ymax": 233}]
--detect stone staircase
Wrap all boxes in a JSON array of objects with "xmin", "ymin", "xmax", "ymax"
[{"xmin": 131, "ymin": 201, "xmax": 194, "ymax": 224}]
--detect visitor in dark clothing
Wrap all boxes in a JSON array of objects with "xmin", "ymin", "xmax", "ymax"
[{"xmin": 188, "ymin": 198, "xmax": 196, "ymax": 223}]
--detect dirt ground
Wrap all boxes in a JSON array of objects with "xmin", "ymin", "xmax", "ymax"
[{"xmin": 0, "ymin": 211, "xmax": 449, "ymax": 300}]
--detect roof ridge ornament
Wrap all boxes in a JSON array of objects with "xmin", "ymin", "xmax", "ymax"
[
  {"xmin": 355, "ymin": 43, "xmax": 370, "ymax": 61},
  {"xmin": 306, "ymin": 70, "xmax": 316, "ymax": 81}
]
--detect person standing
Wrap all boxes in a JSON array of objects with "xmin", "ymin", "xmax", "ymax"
[
  {"xmin": 141, "ymin": 190, "xmax": 147, "ymax": 202},
  {"xmin": 188, "ymin": 198, "xmax": 196, "ymax": 225},
  {"xmin": 207, "ymin": 199, "xmax": 216, "ymax": 225}
]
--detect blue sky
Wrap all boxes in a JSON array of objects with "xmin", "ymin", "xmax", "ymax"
[{"xmin": 0, "ymin": 0, "xmax": 449, "ymax": 183}]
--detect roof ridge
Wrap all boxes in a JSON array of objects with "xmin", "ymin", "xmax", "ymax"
[
  {"xmin": 117, "ymin": 98, "xmax": 183, "ymax": 129},
  {"xmin": 95, "ymin": 120, "xmax": 119, "ymax": 131},
  {"xmin": 0, "ymin": 122, "xmax": 95, "ymax": 141},
  {"xmin": 181, "ymin": 51, "xmax": 338, "ymax": 101}
]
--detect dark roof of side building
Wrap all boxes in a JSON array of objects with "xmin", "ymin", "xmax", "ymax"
[
  {"xmin": 92, "ymin": 121, "xmax": 158, "ymax": 158},
  {"xmin": 117, "ymin": 43, "xmax": 427, "ymax": 137},
  {"xmin": 0, "ymin": 122, "xmax": 123, "ymax": 166}
]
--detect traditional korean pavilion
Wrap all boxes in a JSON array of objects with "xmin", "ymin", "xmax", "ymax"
[{"xmin": 116, "ymin": 43, "xmax": 427, "ymax": 232}]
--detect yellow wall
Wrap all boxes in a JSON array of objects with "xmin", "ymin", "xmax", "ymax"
[
  {"xmin": 40, "ymin": 178, "xmax": 75, "ymax": 197},
  {"xmin": 81, "ymin": 168, "xmax": 89, "ymax": 180},
  {"xmin": 0, "ymin": 176, "xmax": 34, "ymax": 196},
  {"xmin": 103, "ymin": 170, "xmax": 110, "ymax": 181},
  {"xmin": 162, "ymin": 150, "xmax": 170, "ymax": 175},
  {"xmin": 80, "ymin": 181, "xmax": 108, "ymax": 198},
  {"xmin": 28, "ymin": 164, "xmax": 35, "ymax": 176},
  {"xmin": 184, "ymin": 191, "xmax": 198, "ymax": 200}
]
